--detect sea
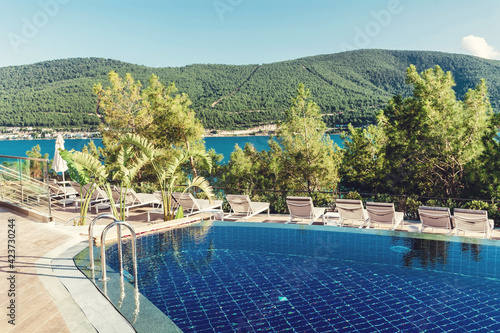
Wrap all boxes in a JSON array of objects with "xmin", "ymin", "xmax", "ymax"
[{"xmin": 0, "ymin": 135, "xmax": 344, "ymax": 164}]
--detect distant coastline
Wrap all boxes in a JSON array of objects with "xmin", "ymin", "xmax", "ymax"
[
  {"xmin": 0, "ymin": 125, "xmax": 345, "ymax": 140},
  {"xmin": 0, "ymin": 127, "xmax": 101, "ymax": 141},
  {"xmin": 204, "ymin": 124, "xmax": 345, "ymax": 137},
  {"xmin": 205, "ymin": 124, "xmax": 276, "ymax": 137}
]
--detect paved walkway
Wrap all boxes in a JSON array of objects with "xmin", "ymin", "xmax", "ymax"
[{"xmin": 0, "ymin": 207, "xmax": 88, "ymax": 333}]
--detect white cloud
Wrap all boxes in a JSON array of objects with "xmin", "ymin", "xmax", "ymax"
[{"xmin": 461, "ymin": 35, "xmax": 500, "ymax": 59}]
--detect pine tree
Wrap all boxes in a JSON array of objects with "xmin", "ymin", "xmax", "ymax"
[{"xmin": 273, "ymin": 83, "xmax": 342, "ymax": 194}]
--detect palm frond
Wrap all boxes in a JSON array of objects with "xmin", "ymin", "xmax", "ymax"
[
  {"xmin": 71, "ymin": 151, "xmax": 108, "ymax": 181},
  {"xmin": 121, "ymin": 133, "xmax": 164, "ymax": 160},
  {"xmin": 187, "ymin": 149, "xmax": 213, "ymax": 172},
  {"xmin": 186, "ymin": 176, "xmax": 215, "ymax": 202}
]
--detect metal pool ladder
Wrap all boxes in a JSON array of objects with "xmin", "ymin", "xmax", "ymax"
[
  {"xmin": 88, "ymin": 214, "xmax": 119, "ymax": 270},
  {"xmin": 100, "ymin": 220, "xmax": 138, "ymax": 289},
  {"xmin": 88, "ymin": 214, "xmax": 139, "ymax": 289}
]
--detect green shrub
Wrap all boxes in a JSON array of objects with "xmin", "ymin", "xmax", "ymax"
[
  {"xmin": 311, "ymin": 192, "xmax": 334, "ymax": 211},
  {"xmin": 404, "ymin": 196, "xmax": 422, "ymax": 220},
  {"xmin": 425, "ymin": 199, "xmax": 440, "ymax": 207},
  {"xmin": 134, "ymin": 181, "xmax": 158, "ymax": 194},
  {"xmin": 372, "ymin": 193, "xmax": 394, "ymax": 204},
  {"xmin": 267, "ymin": 192, "xmax": 288, "ymax": 214},
  {"xmin": 463, "ymin": 200, "xmax": 489, "ymax": 211},
  {"xmin": 344, "ymin": 191, "xmax": 362, "ymax": 200},
  {"xmin": 445, "ymin": 198, "xmax": 459, "ymax": 213},
  {"xmin": 487, "ymin": 202, "xmax": 500, "ymax": 227}
]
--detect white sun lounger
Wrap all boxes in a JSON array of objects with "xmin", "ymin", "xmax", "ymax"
[
  {"xmin": 285, "ymin": 196, "xmax": 326, "ymax": 225},
  {"xmin": 45, "ymin": 179, "xmax": 78, "ymax": 207},
  {"xmin": 225, "ymin": 194, "xmax": 270, "ymax": 222},
  {"xmin": 335, "ymin": 199, "xmax": 369, "ymax": 227},
  {"xmin": 96, "ymin": 187, "xmax": 160, "ymax": 217},
  {"xmin": 70, "ymin": 182, "xmax": 109, "ymax": 210},
  {"xmin": 453, "ymin": 208, "xmax": 494, "ymax": 239},
  {"xmin": 172, "ymin": 192, "xmax": 223, "ymax": 217},
  {"xmin": 48, "ymin": 179, "xmax": 78, "ymax": 199},
  {"xmin": 365, "ymin": 202, "xmax": 404, "ymax": 230},
  {"xmin": 418, "ymin": 206, "xmax": 454, "ymax": 234}
]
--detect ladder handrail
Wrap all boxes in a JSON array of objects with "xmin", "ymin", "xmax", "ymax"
[
  {"xmin": 88, "ymin": 214, "xmax": 119, "ymax": 269},
  {"xmin": 100, "ymin": 221, "xmax": 138, "ymax": 291}
]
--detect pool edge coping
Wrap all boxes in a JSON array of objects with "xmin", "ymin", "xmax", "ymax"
[{"xmin": 37, "ymin": 239, "xmax": 136, "ymax": 333}]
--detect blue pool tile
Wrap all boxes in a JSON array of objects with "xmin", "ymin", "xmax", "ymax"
[
  {"xmin": 348, "ymin": 317, "xmax": 369, "ymax": 327},
  {"xmin": 394, "ymin": 321, "xmax": 419, "ymax": 331},
  {"xmin": 100, "ymin": 223, "xmax": 500, "ymax": 332},
  {"xmin": 193, "ymin": 325, "xmax": 215, "ymax": 333},
  {"xmin": 356, "ymin": 324, "xmax": 378, "ymax": 333}
]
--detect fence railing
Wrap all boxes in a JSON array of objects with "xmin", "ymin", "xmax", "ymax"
[
  {"xmin": 0, "ymin": 155, "xmax": 51, "ymax": 220},
  {"xmin": 210, "ymin": 186, "xmax": 500, "ymax": 225}
]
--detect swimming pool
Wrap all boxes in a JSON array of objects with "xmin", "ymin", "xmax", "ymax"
[{"xmin": 100, "ymin": 221, "xmax": 500, "ymax": 332}]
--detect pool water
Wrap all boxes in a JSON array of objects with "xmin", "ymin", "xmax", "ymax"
[{"xmin": 106, "ymin": 222, "xmax": 500, "ymax": 332}]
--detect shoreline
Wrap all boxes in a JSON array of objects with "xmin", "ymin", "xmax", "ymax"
[
  {"xmin": 205, "ymin": 124, "xmax": 277, "ymax": 137},
  {"xmin": 0, "ymin": 137, "xmax": 102, "ymax": 142},
  {"xmin": 0, "ymin": 125, "xmax": 347, "ymax": 140}
]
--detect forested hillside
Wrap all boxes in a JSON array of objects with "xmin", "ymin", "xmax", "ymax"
[{"xmin": 1, "ymin": 49, "xmax": 499, "ymax": 129}]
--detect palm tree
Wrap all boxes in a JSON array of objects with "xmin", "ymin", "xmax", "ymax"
[
  {"xmin": 120, "ymin": 134, "xmax": 215, "ymax": 221},
  {"xmin": 59, "ymin": 150, "xmax": 117, "ymax": 225},
  {"xmin": 111, "ymin": 144, "xmax": 150, "ymax": 220}
]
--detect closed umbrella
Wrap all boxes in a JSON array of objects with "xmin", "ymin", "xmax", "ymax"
[{"xmin": 52, "ymin": 134, "xmax": 68, "ymax": 183}]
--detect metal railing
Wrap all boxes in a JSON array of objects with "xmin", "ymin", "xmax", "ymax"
[
  {"xmin": 88, "ymin": 214, "xmax": 119, "ymax": 269},
  {"xmin": 100, "ymin": 220, "xmax": 138, "ymax": 288},
  {"xmin": 85, "ymin": 215, "xmax": 140, "ymax": 325},
  {"xmin": 0, "ymin": 155, "xmax": 51, "ymax": 220}
]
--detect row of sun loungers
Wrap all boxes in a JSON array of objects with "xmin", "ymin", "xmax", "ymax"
[
  {"xmin": 285, "ymin": 197, "xmax": 494, "ymax": 239},
  {"xmin": 54, "ymin": 182, "xmax": 269, "ymax": 222},
  {"xmin": 418, "ymin": 206, "xmax": 494, "ymax": 239},
  {"xmin": 335, "ymin": 199, "xmax": 404, "ymax": 230},
  {"xmin": 49, "ymin": 181, "xmax": 160, "ymax": 215},
  {"xmin": 332, "ymin": 199, "xmax": 494, "ymax": 239},
  {"xmin": 148, "ymin": 193, "xmax": 270, "ymax": 222},
  {"xmin": 49, "ymin": 180, "xmax": 494, "ymax": 238}
]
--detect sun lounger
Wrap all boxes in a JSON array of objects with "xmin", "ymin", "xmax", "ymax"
[
  {"xmin": 453, "ymin": 208, "xmax": 494, "ymax": 239},
  {"xmin": 418, "ymin": 206, "xmax": 454, "ymax": 234},
  {"xmin": 69, "ymin": 182, "xmax": 109, "ymax": 210},
  {"xmin": 48, "ymin": 179, "xmax": 78, "ymax": 199},
  {"xmin": 125, "ymin": 188, "xmax": 161, "ymax": 216},
  {"xmin": 172, "ymin": 192, "xmax": 223, "ymax": 217},
  {"xmin": 225, "ymin": 194, "xmax": 270, "ymax": 222},
  {"xmin": 365, "ymin": 202, "xmax": 404, "ymax": 230},
  {"xmin": 335, "ymin": 199, "xmax": 369, "ymax": 227},
  {"xmin": 96, "ymin": 187, "xmax": 160, "ymax": 216},
  {"xmin": 46, "ymin": 179, "xmax": 78, "ymax": 207},
  {"xmin": 285, "ymin": 196, "xmax": 326, "ymax": 225}
]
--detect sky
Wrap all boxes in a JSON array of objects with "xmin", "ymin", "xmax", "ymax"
[{"xmin": 0, "ymin": 0, "xmax": 499, "ymax": 68}]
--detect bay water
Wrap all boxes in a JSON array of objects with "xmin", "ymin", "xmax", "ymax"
[{"xmin": 0, "ymin": 134, "xmax": 344, "ymax": 163}]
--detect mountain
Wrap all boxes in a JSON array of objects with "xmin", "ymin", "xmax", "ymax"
[{"xmin": 1, "ymin": 49, "xmax": 499, "ymax": 130}]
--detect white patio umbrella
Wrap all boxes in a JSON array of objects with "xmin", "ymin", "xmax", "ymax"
[{"xmin": 52, "ymin": 134, "xmax": 68, "ymax": 183}]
